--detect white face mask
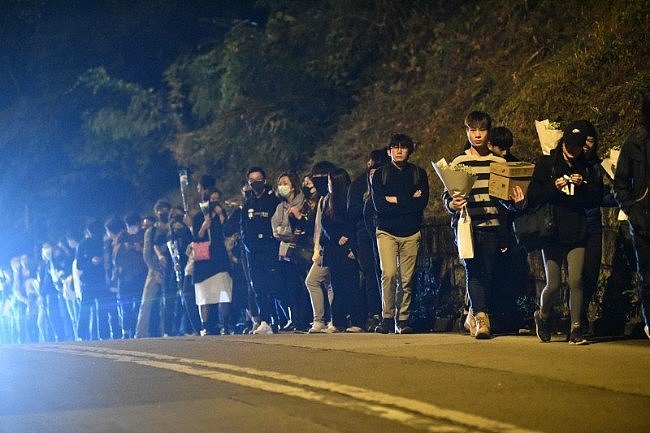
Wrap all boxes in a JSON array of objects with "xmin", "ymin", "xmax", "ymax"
[
  {"xmin": 277, "ymin": 185, "xmax": 292, "ymax": 198},
  {"xmin": 127, "ymin": 225, "xmax": 139, "ymax": 235}
]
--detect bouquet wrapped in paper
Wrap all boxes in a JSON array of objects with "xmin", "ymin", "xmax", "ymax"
[
  {"xmin": 534, "ymin": 119, "xmax": 563, "ymax": 155},
  {"xmin": 178, "ymin": 169, "xmax": 190, "ymax": 212},
  {"xmin": 431, "ymin": 158, "xmax": 477, "ymax": 198},
  {"xmin": 601, "ymin": 147, "xmax": 620, "ymax": 180},
  {"xmin": 432, "ymin": 158, "xmax": 477, "ymax": 259}
]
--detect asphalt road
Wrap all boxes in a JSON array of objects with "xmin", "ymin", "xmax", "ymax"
[{"xmin": 1, "ymin": 333, "xmax": 648, "ymax": 433}]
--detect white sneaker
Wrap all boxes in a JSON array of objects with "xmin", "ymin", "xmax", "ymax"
[
  {"xmin": 345, "ymin": 326, "xmax": 364, "ymax": 333},
  {"xmin": 308, "ymin": 321, "xmax": 326, "ymax": 333},
  {"xmin": 322, "ymin": 321, "xmax": 340, "ymax": 333},
  {"xmin": 645, "ymin": 325, "xmax": 649, "ymax": 340},
  {"xmin": 252, "ymin": 321, "xmax": 273, "ymax": 335}
]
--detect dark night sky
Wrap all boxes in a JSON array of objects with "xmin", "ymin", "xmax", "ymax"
[{"xmin": 0, "ymin": 0, "xmax": 265, "ymax": 261}]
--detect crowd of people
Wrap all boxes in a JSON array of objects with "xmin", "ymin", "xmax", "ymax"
[{"xmin": 1, "ymin": 101, "xmax": 648, "ymax": 345}]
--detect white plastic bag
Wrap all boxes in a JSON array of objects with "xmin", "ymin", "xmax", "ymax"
[{"xmin": 457, "ymin": 205, "xmax": 474, "ymax": 259}]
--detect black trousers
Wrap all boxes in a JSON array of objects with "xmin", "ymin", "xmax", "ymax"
[
  {"xmin": 356, "ymin": 230, "xmax": 381, "ymax": 318},
  {"xmin": 631, "ymin": 231, "xmax": 650, "ymax": 327},
  {"xmin": 246, "ymin": 250, "xmax": 282, "ymax": 324},
  {"xmin": 327, "ymin": 247, "xmax": 365, "ymax": 329},
  {"xmin": 462, "ymin": 228, "xmax": 499, "ymax": 314},
  {"xmin": 78, "ymin": 289, "xmax": 119, "ymax": 340}
]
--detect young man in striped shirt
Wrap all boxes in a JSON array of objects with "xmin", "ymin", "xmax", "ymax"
[{"xmin": 443, "ymin": 111, "xmax": 509, "ymax": 339}]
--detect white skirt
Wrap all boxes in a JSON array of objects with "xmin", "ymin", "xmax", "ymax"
[{"xmin": 194, "ymin": 271, "xmax": 232, "ymax": 305}]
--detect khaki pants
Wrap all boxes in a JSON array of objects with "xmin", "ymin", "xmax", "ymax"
[
  {"xmin": 376, "ymin": 229, "xmax": 421, "ymax": 321},
  {"xmin": 305, "ymin": 262, "xmax": 332, "ymax": 323}
]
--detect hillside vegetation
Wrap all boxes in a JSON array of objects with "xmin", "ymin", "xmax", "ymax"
[{"xmin": 317, "ymin": 0, "xmax": 649, "ymax": 212}]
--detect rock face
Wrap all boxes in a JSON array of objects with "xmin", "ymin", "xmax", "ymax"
[{"xmin": 411, "ymin": 211, "xmax": 642, "ymax": 336}]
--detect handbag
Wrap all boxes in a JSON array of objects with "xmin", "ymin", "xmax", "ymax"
[
  {"xmin": 193, "ymin": 227, "xmax": 212, "ymax": 262},
  {"xmin": 512, "ymin": 203, "xmax": 556, "ymax": 251},
  {"xmin": 193, "ymin": 241, "xmax": 211, "ymax": 261}
]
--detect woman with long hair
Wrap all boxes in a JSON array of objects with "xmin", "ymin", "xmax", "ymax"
[{"xmin": 319, "ymin": 168, "xmax": 365, "ymax": 332}]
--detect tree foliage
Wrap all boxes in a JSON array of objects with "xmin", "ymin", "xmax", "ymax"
[{"xmin": 0, "ymin": 0, "xmax": 648, "ymax": 261}]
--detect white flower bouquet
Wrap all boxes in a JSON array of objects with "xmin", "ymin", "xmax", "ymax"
[
  {"xmin": 431, "ymin": 158, "xmax": 477, "ymax": 198},
  {"xmin": 534, "ymin": 119, "xmax": 563, "ymax": 155}
]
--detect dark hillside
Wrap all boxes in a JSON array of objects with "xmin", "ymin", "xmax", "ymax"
[{"xmin": 317, "ymin": 0, "xmax": 648, "ymax": 212}]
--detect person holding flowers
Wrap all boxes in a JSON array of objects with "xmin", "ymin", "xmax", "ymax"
[{"xmin": 442, "ymin": 111, "xmax": 509, "ymax": 339}]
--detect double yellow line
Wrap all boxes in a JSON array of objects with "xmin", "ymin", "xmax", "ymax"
[{"xmin": 26, "ymin": 345, "xmax": 543, "ymax": 433}]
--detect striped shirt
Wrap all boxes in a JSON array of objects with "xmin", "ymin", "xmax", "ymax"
[{"xmin": 451, "ymin": 150, "xmax": 505, "ymax": 228}]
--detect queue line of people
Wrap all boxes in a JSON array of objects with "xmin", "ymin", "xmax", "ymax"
[{"xmin": 1, "ymin": 102, "xmax": 648, "ymax": 344}]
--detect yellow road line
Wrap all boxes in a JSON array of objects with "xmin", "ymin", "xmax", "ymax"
[{"xmin": 25, "ymin": 345, "xmax": 545, "ymax": 433}]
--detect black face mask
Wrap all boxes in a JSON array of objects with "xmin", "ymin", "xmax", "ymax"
[
  {"xmin": 251, "ymin": 180, "xmax": 265, "ymax": 195},
  {"xmin": 158, "ymin": 213, "xmax": 169, "ymax": 224},
  {"xmin": 301, "ymin": 186, "xmax": 314, "ymax": 199},
  {"xmin": 312, "ymin": 177, "xmax": 329, "ymax": 197}
]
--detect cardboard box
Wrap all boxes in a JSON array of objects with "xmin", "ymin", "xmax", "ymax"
[
  {"xmin": 489, "ymin": 173, "xmax": 531, "ymax": 200},
  {"xmin": 490, "ymin": 162, "xmax": 535, "ymax": 178}
]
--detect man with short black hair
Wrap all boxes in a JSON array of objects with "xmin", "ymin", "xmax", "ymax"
[
  {"xmin": 240, "ymin": 167, "xmax": 282, "ymax": 334},
  {"xmin": 371, "ymin": 133, "xmax": 429, "ymax": 334}
]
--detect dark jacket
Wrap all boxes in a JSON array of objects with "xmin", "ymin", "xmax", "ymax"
[
  {"xmin": 371, "ymin": 162, "xmax": 429, "ymax": 237},
  {"xmin": 613, "ymin": 131, "xmax": 650, "ymax": 235},
  {"xmin": 526, "ymin": 148, "xmax": 603, "ymax": 246},
  {"xmin": 114, "ymin": 230, "xmax": 148, "ymax": 284},
  {"xmin": 240, "ymin": 186, "xmax": 281, "ymax": 254},
  {"xmin": 76, "ymin": 236, "xmax": 106, "ymax": 291},
  {"xmin": 320, "ymin": 195, "xmax": 356, "ymax": 267},
  {"xmin": 584, "ymin": 159, "xmax": 619, "ymax": 235},
  {"xmin": 347, "ymin": 172, "xmax": 369, "ymax": 235}
]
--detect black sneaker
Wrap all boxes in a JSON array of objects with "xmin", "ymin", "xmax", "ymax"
[
  {"xmin": 396, "ymin": 321, "xmax": 414, "ymax": 334},
  {"xmin": 365, "ymin": 315, "xmax": 380, "ymax": 332},
  {"xmin": 534, "ymin": 310, "xmax": 551, "ymax": 342},
  {"xmin": 568, "ymin": 326, "xmax": 589, "ymax": 345},
  {"xmin": 374, "ymin": 319, "xmax": 394, "ymax": 334}
]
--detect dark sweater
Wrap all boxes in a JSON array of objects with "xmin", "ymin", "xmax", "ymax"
[{"xmin": 370, "ymin": 162, "xmax": 429, "ymax": 237}]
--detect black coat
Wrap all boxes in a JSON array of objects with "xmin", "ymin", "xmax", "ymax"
[
  {"xmin": 613, "ymin": 131, "xmax": 650, "ymax": 235},
  {"xmin": 526, "ymin": 149, "xmax": 603, "ymax": 246}
]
